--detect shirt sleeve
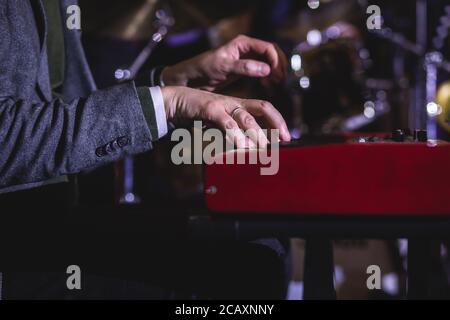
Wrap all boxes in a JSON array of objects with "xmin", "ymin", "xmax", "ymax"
[
  {"xmin": 149, "ymin": 86, "xmax": 168, "ymax": 139},
  {"xmin": 136, "ymin": 86, "xmax": 168, "ymax": 140}
]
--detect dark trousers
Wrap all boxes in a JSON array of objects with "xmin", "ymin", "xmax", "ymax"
[{"xmin": 0, "ymin": 184, "xmax": 287, "ymax": 299}]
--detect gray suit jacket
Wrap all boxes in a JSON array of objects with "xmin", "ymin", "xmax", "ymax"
[{"xmin": 0, "ymin": 0, "xmax": 156, "ymax": 193}]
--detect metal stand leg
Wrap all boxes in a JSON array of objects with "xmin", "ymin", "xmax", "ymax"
[
  {"xmin": 407, "ymin": 239, "xmax": 447, "ymax": 299},
  {"xmin": 303, "ymin": 239, "xmax": 336, "ymax": 300},
  {"xmin": 408, "ymin": 239, "xmax": 448, "ymax": 299},
  {"xmin": 407, "ymin": 239, "xmax": 429, "ymax": 299}
]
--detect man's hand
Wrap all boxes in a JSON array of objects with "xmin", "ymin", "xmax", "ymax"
[
  {"xmin": 161, "ymin": 35, "xmax": 288, "ymax": 92},
  {"xmin": 161, "ymin": 86, "xmax": 291, "ymax": 148}
]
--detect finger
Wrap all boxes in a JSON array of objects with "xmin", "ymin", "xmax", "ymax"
[
  {"xmin": 231, "ymin": 108, "xmax": 269, "ymax": 147},
  {"xmin": 209, "ymin": 110, "xmax": 249, "ymax": 149},
  {"xmin": 273, "ymin": 43, "xmax": 288, "ymax": 79},
  {"xmin": 233, "ymin": 35, "xmax": 284, "ymax": 81},
  {"xmin": 231, "ymin": 59, "xmax": 271, "ymax": 78},
  {"xmin": 243, "ymin": 100, "xmax": 291, "ymax": 142}
]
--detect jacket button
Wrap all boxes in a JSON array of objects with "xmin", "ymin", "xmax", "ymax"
[
  {"xmin": 117, "ymin": 136, "xmax": 130, "ymax": 148},
  {"xmin": 95, "ymin": 146, "xmax": 107, "ymax": 157},
  {"xmin": 105, "ymin": 142, "xmax": 116, "ymax": 153}
]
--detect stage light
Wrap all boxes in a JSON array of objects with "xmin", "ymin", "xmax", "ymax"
[
  {"xmin": 382, "ymin": 273, "xmax": 399, "ymax": 295},
  {"xmin": 364, "ymin": 106, "xmax": 375, "ymax": 119},
  {"xmin": 363, "ymin": 101, "xmax": 376, "ymax": 119},
  {"xmin": 359, "ymin": 48, "xmax": 370, "ymax": 60},
  {"xmin": 426, "ymin": 102, "xmax": 442, "ymax": 116},
  {"xmin": 307, "ymin": 0, "xmax": 320, "ymax": 9},
  {"xmin": 326, "ymin": 25, "xmax": 341, "ymax": 39},
  {"xmin": 299, "ymin": 76, "xmax": 310, "ymax": 89},
  {"xmin": 291, "ymin": 54, "xmax": 302, "ymax": 71},
  {"xmin": 306, "ymin": 30, "xmax": 322, "ymax": 46},
  {"xmin": 290, "ymin": 128, "xmax": 302, "ymax": 139},
  {"xmin": 125, "ymin": 193, "xmax": 136, "ymax": 203}
]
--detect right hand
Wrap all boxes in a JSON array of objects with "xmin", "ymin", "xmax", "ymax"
[
  {"xmin": 161, "ymin": 86, "xmax": 291, "ymax": 148},
  {"xmin": 161, "ymin": 35, "xmax": 288, "ymax": 92}
]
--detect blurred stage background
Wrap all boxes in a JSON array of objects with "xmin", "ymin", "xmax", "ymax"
[{"xmin": 75, "ymin": 0, "xmax": 450, "ymax": 299}]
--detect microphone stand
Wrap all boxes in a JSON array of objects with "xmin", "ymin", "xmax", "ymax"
[{"xmin": 114, "ymin": 5, "xmax": 174, "ymax": 204}]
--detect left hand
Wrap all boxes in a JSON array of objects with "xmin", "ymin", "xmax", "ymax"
[{"xmin": 161, "ymin": 35, "xmax": 288, "ymax": 92}]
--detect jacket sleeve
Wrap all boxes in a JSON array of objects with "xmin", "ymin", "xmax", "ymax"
[{"xmin": 0, "ymin": 81, "xmax": 155, "ymax": 189}]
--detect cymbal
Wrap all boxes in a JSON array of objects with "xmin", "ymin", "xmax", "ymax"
[
  {"xmin": 105, "ymin": 0, "xmax": 159, "ymax": 41},
  {"xmin": 276, "ymin": 0, "xmax": 360, "ymax": 44},
  {"xmin": 80, "ymin": 0, "xmax": 160, "ymax": 41},
  {"xmin": 436, "ymin": 81, "xmax": 450, "ymax": 133},
  {"xmin": 80, "ymin": 0, "xmax": 238, "ymax": 41}
]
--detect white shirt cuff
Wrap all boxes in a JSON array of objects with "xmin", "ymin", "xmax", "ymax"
[{"xmin": 149, "ymin": 86, "xmax": 168, "ymax": 139}]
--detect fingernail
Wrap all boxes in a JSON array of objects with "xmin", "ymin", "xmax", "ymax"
[
  {"xmin": 282, "ymin": 128, "xmax": 291, "ymax": 141},
  {"xmin": 249, "ymin": 63, "xmax": 270, "ymax": 76},
  {"xmin": 246, "ymin": 63, "xmax": 258, "ymax": 74},
  {"xmin": 259, "ymin": 64, "xmax": 270, "ymax": 76}
]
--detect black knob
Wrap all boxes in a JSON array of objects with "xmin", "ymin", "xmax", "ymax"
[
  {"xmin": 392, "ymin": 129, "xmax": 405, "ymax": 142},
  {"xmin": 414, "ymin": 129, "xmax": 428, "ymax": 142},
  {"xmin": 402, "ymin": 128, "xmax": 412, "ymax": 137}
]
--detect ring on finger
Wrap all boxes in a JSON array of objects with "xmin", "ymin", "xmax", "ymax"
[{"xmin": 230, "ymin": 106, "xmax": 243, "ymax": 120}]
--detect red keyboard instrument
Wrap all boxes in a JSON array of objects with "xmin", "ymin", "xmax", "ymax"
[{"xmin": 204, "ymin": 133, "xmax": 450, "ymax": 216}]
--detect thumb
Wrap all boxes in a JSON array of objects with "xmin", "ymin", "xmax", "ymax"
[{"xmin": 231, "ymin": 60, "xmax": 271, "ymax": 77}]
